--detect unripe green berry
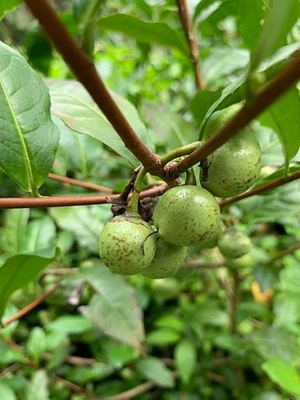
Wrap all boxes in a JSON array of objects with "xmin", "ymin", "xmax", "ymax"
[
  {"xmin": 200, "ymin": 104, "xmax": 261, "ymax": 198},
  {"xmin": 226, "ymin": 253, "xmax": 254, "ymax": 270},
  {"xmin": 153, "ymin": 185, "xmax": 220, "ymax": 247},
  {"xmin": 218, "ymin": 228, "xmax": 252, "ymax": 259},
  {"xmin": 99, "ymin": 214, "xmax": 156, "ymax": 275},
  {"xmin": 142, "ymin": 238, "xmax": 187, "ymax": 279}
]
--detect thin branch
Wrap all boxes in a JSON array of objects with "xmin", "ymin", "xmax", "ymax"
[
  {"xmin": 0, "ymin": 183, "xmax": 168, "ymax": 209},
  {"xmin": 48, "ymin": 173, "xmax": 113, "ymax": 193},
  {"xmin": 176, "ymin": 0, "xmax": 203, "ymax": 90},
  {"xmin": 2, "ymin": 282, "xmax": 61, "ymax": 326},
  {"xmin": 23, "ymin": 0, "xmax": 162, "ymax": 176},
  {"xmin": 267, "ymin": 241, "xmax": 300, "ymax": 265},
  {"xmin": 220, "ymin": 170, "xmax": 300, "ymax": 207},
  {"xmin": 182, "ymin": 259, "xmax": 226, "ymax": 268},
  {"xmin": 168, "ymin": 51, "xmax": 300, "ymax": 177},
  {"xmin": 104, "ymin": 382, "xmax": 155, "ymax": 400},
  {"xmin": 227, "ymin": 270, "xmax": 241, "ymax": 335}
]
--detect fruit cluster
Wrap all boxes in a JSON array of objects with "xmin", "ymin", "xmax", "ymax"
[{"xmin": 99, "ymin": 105, "xmax": 261, "ymax": 278}]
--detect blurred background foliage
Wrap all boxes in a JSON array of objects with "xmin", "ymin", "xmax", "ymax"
[{"xmin": 1, "ymin": 0, "xmax": 300, "ymax": 399}]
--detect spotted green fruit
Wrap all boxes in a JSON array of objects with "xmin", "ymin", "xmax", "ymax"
[
  {"xmin": 200, "ymin": 104, "xmax": 261, "ymax": 198},
  {"xmin": 218, "ymin": 228, "xmax": 252, "ymax": 259},
  {"xmin": 153, "ymin": 185, "xmax": 220, "ymax": 247},
  {"xmin": 142, "ymin": 238, "xmax": 187, "ymax": 279},
  {"xmin": 99, "ymin": 214, "xmax": 156, "ymax": 276}
]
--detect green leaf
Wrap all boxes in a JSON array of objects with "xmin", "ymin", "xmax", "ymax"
[
  {"xmin": 53, "ymin": 115, "xmax": 102, "ymax": 178},
  {"xmin": 146, "ymin": 329, "xmax": 181, "ymax": 346},
  {"xmin": 73, "ymin": 0, "xmax": 104, "ymax": 27},
  {"xmin": 278, "ymin": 262, "xmax": 300, "ymax": 293},
  {"xmin": 0, "ymin": 382, "xmax": 16, "ymax": 400},
  {"xmin": 0, "ymin": 248, "xmax": 57, "ymax": 318},
  {"xmin": 0, "ymin": 337, "xmax": 26, "ymax": 364},
  {"xmin": 259, "ymin": 86, "xmax": 300, "ymax": 168},
  {"xmin": 97, "ymin": 14, "xmax": 189, "ymax": 55},
  {"xmin": 237, "ymin": 0, "xmax": 266, "ymax": 51},
  {"xmin": 136, "ymin": 356, "xmax": 175, "ymax": 388},
  {"xmin": 190, "ymin": 89, "xmax": 223, "ymax": 126},
  {"xmin": 50, "ymin": 205, "xmax": 110, "ymax": 253},
  {"xmin": 48, "ymin": 79, "xmax": 153, "ymax": 166},
  {"xmin": 198, "ymin": 0, "xmax": 238, "ymax": 37},
  {"xmin": 46, "ymin": 315, "xmax": 94, "ymax": 335},
  {"xmin": 66, "ymin": 362, "xmax": 114, "ymax": 384},
  {"xmin": 25, "ymin": 370, "xmax": 49, "ymax": 400},
  {"xmin": 202, "ymin": 47, "xmax": 249, "ymax": 87},
  {"xmin": 1, "ymin": 209, "xmax": 30, "ymax": 255},
  {"xmin": 274, "ymin": 292, "xmax": 300, "ymax": 327},
  {"xmin": 73, "ymin": 0, "xmax": 105, "ymax": 57},
  {"xmin": 0, "ymin": 41, "xmax": 60, "ymax": 195},
  {"xmin": 0, "ymin": 0, "xmax": 21, "ymax": 20},
  {"xmin": 250, "ymin": 0, "xmax": 300, "ymax": 72},
  {"xmin": 262, "ymin": 357, "xmax": 300, "ymax": 395},
  {"xmin": 142, "ymin": 103, "xmax": 196, "ymax": 149},
  {"xmin": 198, "ymin": 42, "xmax": 300, "ymax": 137},
  {"xmin": 248, "ymin": 326, "xmax": 300, "ymax": 363},
  {"xmin": 79, "ymin": 262, "xmax": 145, "ymax": 350},
  {"xmin": 239, "ymin": 180, "xmax": 300, "ymax": 226},
  {"xmin": 26, "ymin": 327, "xmax": 47, "ymax": 362},
  {"xmin": 20, "ymin": 216, "xmax": 57, "ymax": 253},
  {"xmin": 174, "ymin": 340, "xmax": 197, "ymax": 385}
]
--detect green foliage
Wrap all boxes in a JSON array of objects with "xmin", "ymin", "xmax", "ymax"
[
  {"xmin": 0, "ymin": 1, "xmax": 300, "ymax": 399},
  {"xmin": 0, "ymin": 42, "xmax": 60, "ymax": 195}
]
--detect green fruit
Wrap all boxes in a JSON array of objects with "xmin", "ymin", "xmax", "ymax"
[
  {"xmin": 226, "ymin": 253, "xmax": 254, "ymax": 270},
  {"xmin": 142, "ymin": 238, "xmax": 187, "ymax": 279},
  {"xmin": 150, "ymin": 278, "xmax": 181, "ymax": 299},
  {"xmin": 99, "ymin": 214, "xmax": 156, "ymax": 276},
  {"xmin": 218, "ymin": 228, "xmax": 252, "ymax": 259},
  {"xmin": 196, "ymin": 225, "xmax": 221, "ymax": 249},
  {"xmin": 200, "ymin": 104, "xmax": 261, "ymax": 198},
  {"xmin": 153, "ymin": 185, "xmax": 220, "ymax": 246}
]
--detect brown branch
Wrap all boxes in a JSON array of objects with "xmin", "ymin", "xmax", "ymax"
[
  {"xmin": 220, "ymin": 170, "xmax": 300, "ymax": 207},
  {"xmin": 104, "ymin": 382, "xmax": 155, "ymax": 400},
  {"xmin": 168, "ymin": 51, "xmax": 300, "ymax": 177},
  {"xmin": 24, "ymin": 0, "xmax": 162, "ymax": 176},
  {"xmin": 227, "ymin": 270, "xmax": 241, "ymax": 335},
  {"xmin": 0, "ymin": 183, "xmax": 168, "ymax": 209},
  {"xmin": 48, "ymin": 173, "xmax": 113, "ymax": 193},
  {"xmin": 267, "ymin": 241, "xmax": 300, "ymax": 265},
  {"xmin": 176, "ymin": 0, "xmax": 203, "ymax": 90},
  {"xmin": 2, "ymin": 282, "xmax": 61, "ymax": 326}
]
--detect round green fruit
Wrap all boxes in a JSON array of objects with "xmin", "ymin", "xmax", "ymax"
[
  {"xmin": 99, "ymin": 214, "xmax": 156, "ymax": 276},
  {"xmin": 196, "ymin": 225, "xmax": 221, "ymax": 249},
  {"xmin": 200, "ymin": 104, "xmax": 261, "ymax": 198},
  {"xmin": 153, "ymin": 185, "xmax": 220, "ymax": 247},
  {"xmin": 142, "ymin": 238, "xmax": 187, "ymax": 279},
  {"xmin": 150, "ymin": 278, "xmax": 181, "ymax": 299},
  {"xmin": 226, "ymin": 253, "xmax": 254, "ymax": 270},
  {"xmin": 218, "ymin": 228, "xmax": 252, "ymax": 259}
]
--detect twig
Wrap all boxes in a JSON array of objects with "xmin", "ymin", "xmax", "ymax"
[
  {"xmin": 220, "ymin": 170, "xmax": 300, "ymax": 207},
  {"xmin": 0, "ymin": 363, "xmax": 20, "ymax": 378},
  {"xmin": 176, "ymin": 0, "xmax": 203, "ymax": 90},
  {"xmin": 103, "ymin": 381, "xmax": 155, "ymax": 400},
  {"xmin": 182, "ymin": 259, "xmax": 226, "ymax": 269},
  {"xmin": 48, "ymin": 173, "xmax": 113, "ymax": 193},
  {"xmin": 23, "ymin": 0, "xmax": 162, "ymax": 176},
  {"xmin": 267, "ymin": 241, "xmax": 300, "ymax": 265},
  {"xmin": 169, "ymin": 51, "xmax": 300, "ymax": 177},
  {"xmin": 227, "ymin": 270, "xmax": 241, "ymax": 335},
  {"xmin": 0, "ymin": 183, "xmax": 168, "ymax": 209},
  {"xmin": 2, "ymin": 282, "xmax": 61, "ymax": 326}
]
